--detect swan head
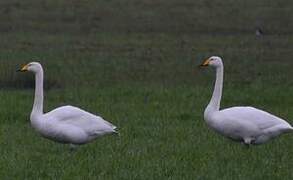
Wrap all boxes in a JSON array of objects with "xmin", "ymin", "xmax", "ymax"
[
  {"xmin": 200, "ymin": 56, "xmax": 223, "ymax": 68},
  {"xmin": 18, "ymin": 62, "xmax": 43, "ymax": 73}
]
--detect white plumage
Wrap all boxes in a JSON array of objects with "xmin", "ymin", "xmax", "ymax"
[
  {"xmin": 19, "ymin": 62, "xmax": 117, "ymax": 146},
  {"xmin": 200, "ymin": 56, "xmax": 292, "ymax": 145}
]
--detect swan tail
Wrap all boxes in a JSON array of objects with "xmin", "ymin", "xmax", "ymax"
[{"xmin": 113, "ymin": 127, "xmax": 119, "ymax": 135}]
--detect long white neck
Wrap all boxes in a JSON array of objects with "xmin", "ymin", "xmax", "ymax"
[
  {"xmin": 32, "ymin": 68, "xmax": 44, "ymax": 116},
  {"xmin": 205, "ymin": 64, "xmax": 223, "ymax": 114}
]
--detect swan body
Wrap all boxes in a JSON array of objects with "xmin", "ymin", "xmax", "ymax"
[
  {"xmin": 200, "ymin": 56, "xmax": 292, "ymax": 145},
  {"xmin": 19, "ymin": 62, "xmax": 117, "ymax": 146}
]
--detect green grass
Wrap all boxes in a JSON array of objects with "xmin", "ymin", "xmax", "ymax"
[{"xmin": 0, "ymin": 0, "xmax": 293, "ymax": 179}]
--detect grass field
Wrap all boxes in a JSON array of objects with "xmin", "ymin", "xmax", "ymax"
[{"xmin": 1, "ymin": 0, "xmax": 293, "ymax": 179}]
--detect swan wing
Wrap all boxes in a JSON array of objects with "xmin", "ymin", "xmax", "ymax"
[
  {"xmin": 44, "ymin": 105, "xmax": 117, "ymax": 135},
  {"xmin": 219, "ymin": 106, "xmax": 292, "ymax": 131}
]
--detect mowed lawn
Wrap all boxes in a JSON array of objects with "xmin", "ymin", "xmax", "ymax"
[{"xmin": 0, "ymin": 0, "xmax": 293, "ymax": 179}]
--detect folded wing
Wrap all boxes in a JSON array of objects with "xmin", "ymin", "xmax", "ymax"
[{"xmin": 44, "ymin": 105, "xmax": 117, "ymax": 136}]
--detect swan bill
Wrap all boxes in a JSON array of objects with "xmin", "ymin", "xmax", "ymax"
[
  {"xmin": 200, "ymin": 58, "xmax": 211, "ymax": 67},
  {"xmin": 18, "ymin": 64, "xmax": 29, "ymax": 72}
]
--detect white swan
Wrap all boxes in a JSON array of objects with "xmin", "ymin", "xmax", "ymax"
[
  {"xmin": 19, "ymin": 62, "xmax": 117, "ymax": 147},
  {"xmin": 200, "ymin": 56, "xmax": 293, "ymax": 145}
]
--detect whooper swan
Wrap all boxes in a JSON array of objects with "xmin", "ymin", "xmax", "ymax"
[
  {"xmin": 18, "ymin": 62, "xmax": 117, "ymax": 148},
  {"xmin": 200, "ymin": 56, "xmax": 292, "ymax": 145}
]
